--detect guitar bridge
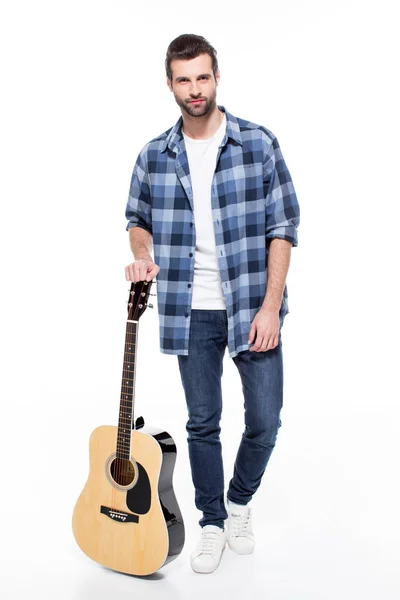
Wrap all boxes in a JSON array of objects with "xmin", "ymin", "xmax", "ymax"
[{"xmin": 100, "ymin": 505, "xmax": 139, "ymax": 523}]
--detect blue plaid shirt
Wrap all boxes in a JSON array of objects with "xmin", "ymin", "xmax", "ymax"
[{"xmin": 125, "ymin": 105, "xmax": 300, "ymax": 358}]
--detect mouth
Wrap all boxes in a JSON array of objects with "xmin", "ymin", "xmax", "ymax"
[{"xmin": 189, "ymin": 99, "xmax": 205, "ymax": 104}]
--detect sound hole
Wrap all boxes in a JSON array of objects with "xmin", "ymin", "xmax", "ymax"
[{"xmin": 110, "ymin": 457, "xmax": 136, "ymax": 486}]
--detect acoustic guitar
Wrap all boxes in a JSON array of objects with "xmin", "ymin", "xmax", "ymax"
[{"xmin": 72, "ymin": 279, "xmax": 185, "ymax": 576}]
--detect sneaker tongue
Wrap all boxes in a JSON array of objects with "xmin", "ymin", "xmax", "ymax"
[
  {"xmin": 203, "ymin": 525, "xmax": 223, "ymax": 533},
  {"xmin": 232, "ymin": 506, "xmax": 248, "ymax": 514}
]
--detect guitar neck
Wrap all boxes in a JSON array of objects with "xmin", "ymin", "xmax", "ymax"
[{"xmin": 117, "ymin": 319, "xmax": 138, "ymax": 459}]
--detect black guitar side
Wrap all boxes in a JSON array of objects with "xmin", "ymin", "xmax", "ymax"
[{"xmin": 133, "ymin": 415, "xmax": 185, "ymax": 567}]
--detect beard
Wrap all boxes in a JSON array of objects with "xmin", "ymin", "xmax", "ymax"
[{"xmin": 174, "ymin": 89, "xmax": 217, "ymax": 118}]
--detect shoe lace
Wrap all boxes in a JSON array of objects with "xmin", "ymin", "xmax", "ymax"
[
  {"xmin": 231, "ymin": 512, "xmax": 251, "ymax": 536},
  {"xmin": 198, "ymin": 531, "xmax": 221, "ymax": 554}
]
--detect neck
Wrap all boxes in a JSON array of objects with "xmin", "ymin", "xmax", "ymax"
[
  {"xmin": 116, "ymin": 319, "xmax": 138, "ymax": 459},
  {"xmin": 181, "ymin": 105, "xmax": 224, "ymax": 140}
]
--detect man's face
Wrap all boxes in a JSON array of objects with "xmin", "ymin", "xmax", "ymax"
[{"xmin": 167, "ymin": 53, "xmax": 219, "ymax": 118}]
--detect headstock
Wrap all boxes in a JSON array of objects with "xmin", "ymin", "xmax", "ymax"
[{"xmin": 127, "ymin": 280, "xmax": 156, "ymax": 321}]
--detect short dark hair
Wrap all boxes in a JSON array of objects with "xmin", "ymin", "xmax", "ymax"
[{"xmin": 165, "ymin": 34, "xmax": 218, "ymax": 83}]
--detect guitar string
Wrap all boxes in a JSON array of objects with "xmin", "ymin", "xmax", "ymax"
[
  {"xmin": 126, "ymin": 281, "xmax": 144, "ymax": 487},
  {"xmin": 118, "ymin": 281, "xmax": 137, "ymax": 496},
  {"xmin": 116, "ymin": 280, "xmax": 135, "ymax": 505},
  {"xmin": 126, "ymin": 280, "xmax": 147, "ymax": 493},
  {"xmin": 115, "ymin": 278, "xmax": 149, "ymax": 506}
]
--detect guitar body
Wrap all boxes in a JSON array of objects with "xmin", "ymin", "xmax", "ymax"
[{"xmin": 72, "ymin": 418, "xmax": 185, "ymax": 576}]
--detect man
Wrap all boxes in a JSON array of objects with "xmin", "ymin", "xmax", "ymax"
[{"xmin": 125, "ymin": 33, "xmax": 300, "ymax": 574}]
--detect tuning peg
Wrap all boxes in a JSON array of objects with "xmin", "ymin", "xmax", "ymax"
[{"xmin": 147, "ymin": 303, "xmax": 154, "ymax": 309}]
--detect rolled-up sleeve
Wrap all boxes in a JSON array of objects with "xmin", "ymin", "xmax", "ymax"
[
  {"xmin": 263, "ymin": 135, "xmax": 300, "ymax": 247},
  {"xmin": 125, "ymin": 149, "xmax": 153, "ymax": 235}
]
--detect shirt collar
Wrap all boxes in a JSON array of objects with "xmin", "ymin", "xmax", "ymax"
[{"xmin": 159, "ymin": 104, "xmax": 242, "ymax": 153}]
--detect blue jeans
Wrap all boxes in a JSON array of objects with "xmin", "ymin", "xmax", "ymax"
[{"xmin": 177, "ymin": 308, "xmax": 285, "ymax": 530}]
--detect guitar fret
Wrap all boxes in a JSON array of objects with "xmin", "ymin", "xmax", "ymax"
[{"xmin": 116, "ymin": 282, "xmax": 150, "ymax": 455}]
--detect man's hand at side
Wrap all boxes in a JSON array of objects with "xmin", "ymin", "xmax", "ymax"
[{"xmin": 248, "ymin": 307, "xmax": 280, "ymax": 352}]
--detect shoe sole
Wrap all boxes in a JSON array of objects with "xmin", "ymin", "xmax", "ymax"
[
  {"xmin": 190, "ymin": 544, "xmax": 226, "ymax": 573},
  {"xmin": 227, "ymin": 539, "xmax": 255, "ymax": 554}
]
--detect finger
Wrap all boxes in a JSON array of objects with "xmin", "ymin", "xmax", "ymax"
[
  {"xmin": 137, "ymin": 260, "xmax": 147, "ymax": 281},
  {"xmin": 128, "ymin": 264, "xmax": 135, "ymax": 282},
  {"xmin": 260, "ymin": 332, "xmax": 274, "ymax": 352},
  {"xmin": 146, "ymin": 262, "xmax": 158, "ymax": 281},
  {"xmin": 251, "ymin": 334, "xmax": 264, "ymax": 352},
  {"xmin": 260, "ymin": 334, "xmax": 269, "ymax": 351},
  {"xmin": 148, "ymin": 267, "xmax": 159, "ymax": 280},
  {"xmin": 266, "ymin": 333, "xmax": 278, "ymax": 351},
  {"xmin": 129, "ymin": 263, "xmax": 137, "ymax": 282},
  {"xmin": 248, "ymin": 326, "xmax": 256, "ymax": 343},
  {"xmin": 142, "ymin": 262, "xmax": 150, "ymax": 281},
  {"xmin": 133, "ymin": 261, "xmax": 146, "ymax": 282}
]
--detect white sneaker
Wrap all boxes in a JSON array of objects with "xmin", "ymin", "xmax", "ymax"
[
  {"xmin": 190, "ymin": 524, "xmax": 227, "ymax": 573},
  {"xmin": 226, "ymin": 499, "xmax": 255, "ymax": 554}
]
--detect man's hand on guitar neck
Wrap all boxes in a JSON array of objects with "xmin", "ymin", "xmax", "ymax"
[
  {"xmin": 126, "ymin": 227, "xmax": 160, "ymax": 282},
  {"xmin": 125, "ymin": 257, "xmax": 160, "ymax": 283}
]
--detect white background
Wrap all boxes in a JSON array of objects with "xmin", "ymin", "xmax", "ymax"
[{"xmin": 1, "ymin": 1, "xmax": 399, "ymax": 598}]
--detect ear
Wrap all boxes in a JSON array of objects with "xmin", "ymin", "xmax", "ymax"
[{"xmin": 215, "ymin": 69, "xmax": 220, "ymax": 85}]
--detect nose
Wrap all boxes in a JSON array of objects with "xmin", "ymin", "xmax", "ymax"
[{"xmin": 189, "ymin": 84, "xmax": 201, "ymax": 97}]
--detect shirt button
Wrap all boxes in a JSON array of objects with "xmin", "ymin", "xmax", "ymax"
[
  {"xmin": 185, "ymin": 312, "xmax": 189, "ymax": 317},
  {"xmin": 189, "ymin": 252, "xmax": 193, "ymax": 257},
  {"xmin": 187, "ymin": 283, "xmax": 191, "ymax": 288},
  {"xmin": 190, "ymin": 222, "xmax": 193, "ymax": 227}
]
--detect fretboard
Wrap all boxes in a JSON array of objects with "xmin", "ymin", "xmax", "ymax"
[{"xmin": 117, "ymin": 320, "xmax": 138, "ymax": 459}]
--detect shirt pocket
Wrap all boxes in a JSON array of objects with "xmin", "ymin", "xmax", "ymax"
[{"xmin": 231, "ymin": 163, "xmax": 264, "ymax": 217}]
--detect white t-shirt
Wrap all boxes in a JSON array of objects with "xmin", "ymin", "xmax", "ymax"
[{"xmin": 183, "ymin": 113, "xmax": 227, "ymax": 309}]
